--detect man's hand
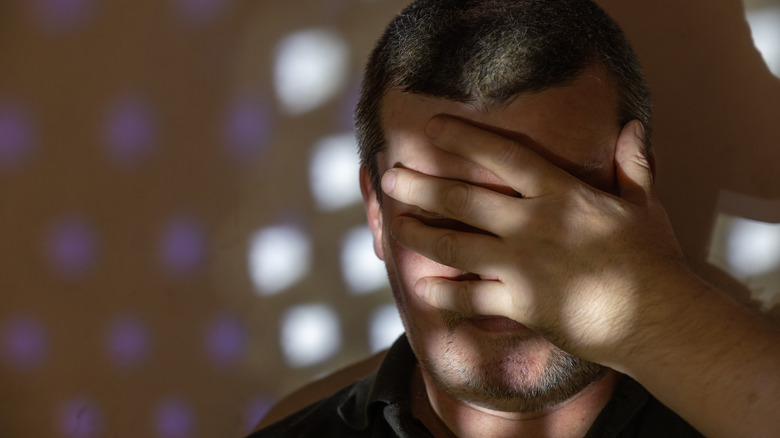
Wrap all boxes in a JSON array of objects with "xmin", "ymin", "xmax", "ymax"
[
  {"xmin": 381, "ymin": 115, "xmax": 690, "ymax": 363},
  {"xmin": 381, "ymin": 115, "xmax": 780, "ymax": 438}
]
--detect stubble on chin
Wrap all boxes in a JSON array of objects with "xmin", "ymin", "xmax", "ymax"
[
  {"xmin": 421, "ymin": 309, "xmax": 605, "ymax": 413},
  {"xmin": 385, "ymin": 258, "xmax": 604, "ymax": 413}
]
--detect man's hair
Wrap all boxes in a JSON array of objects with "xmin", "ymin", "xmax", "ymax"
[{"xmin": 355, "ymin": 0, "xmax": 653, "ymax": 191}]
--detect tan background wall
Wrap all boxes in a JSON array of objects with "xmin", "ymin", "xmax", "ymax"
[{"xmin": 0, "ymin": 0, "xmax": 777, "ymax": 436}]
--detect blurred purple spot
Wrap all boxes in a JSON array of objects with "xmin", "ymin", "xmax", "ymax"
[
  {"xmin": 105, "ymin": 96, "xmax": 156, "ymax": 168},
  {"xmin": 34, "ymin": 0, "xmax": 93, "ymax": 33},
  {"xmin": 156, "ymin": 398, "xmax": 194, "ymax": 438},
  {"xmin": 47, "ymin": 215, "xmax": 97, "ymax": 279},
  {"xmin": 174, "ymin": 0, "xmax": 228, "ymax": 25},
  {"xmin": 338, "ymin": 80, "xmax": 360, "ymax": 131},
  {"xmin": 224, "ymin": 96, "xmax": 271, "ymax": 162},
  {"xmin": 59, "ymin": 397, "xmax": 102, "ymax": 438},
  {"xmin": 1, "ymin": 315, "xmax": 47, "ymax": 370},
  {"xmin": 206, "ymin": 314, "xmax": 247, "ymax": 367},
  {"xmin": 160, "ymin": 216, "xmax": 206, "ymax": 277},
  {"xmin": 106, "ymin": 315, "xmax": 149, "ymax": 369},
  {"xmin": 245, "ymin": 397, "xmax": 275, "ymax": 433},
  {"xmin": 0, "ymin": 101, "xmax": 34, "ymax": 170}
]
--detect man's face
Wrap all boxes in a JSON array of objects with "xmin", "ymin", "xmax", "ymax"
[{"xmin": 361, "ymin": 66, "xmax": 622, "ymax": 412}]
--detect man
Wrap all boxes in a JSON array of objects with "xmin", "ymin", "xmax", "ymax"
[{"xmin": 253, "ymin": 0, "xmax": 780, "ymax": 436}]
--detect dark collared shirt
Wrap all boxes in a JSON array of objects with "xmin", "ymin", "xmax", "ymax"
[{"xmin": 251, "ymin": 335, "xmax": 703, "ymax": 437}]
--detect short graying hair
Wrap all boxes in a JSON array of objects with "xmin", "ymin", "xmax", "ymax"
[{"xmin": 355, "ymin": 0, "xmax": 652, "ymax": 191}]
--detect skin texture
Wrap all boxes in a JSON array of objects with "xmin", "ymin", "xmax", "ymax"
[{"xmin": 361, "ymin": 67, "xmax": 780, "ymax": 437}]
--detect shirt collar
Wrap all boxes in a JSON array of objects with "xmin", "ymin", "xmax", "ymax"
[{"xmin": 337, "ymin": 334, "xmax": 418, "ymax": 431}]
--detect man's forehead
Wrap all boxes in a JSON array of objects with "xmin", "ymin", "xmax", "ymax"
[{"xmin": 378, "ymin": 68, "xmax": 621, "ymax": 188}]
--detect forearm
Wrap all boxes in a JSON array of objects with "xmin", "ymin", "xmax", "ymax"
[{"xmin": 615, "ymin": 269, "xmax": 780, "ymax": 438}]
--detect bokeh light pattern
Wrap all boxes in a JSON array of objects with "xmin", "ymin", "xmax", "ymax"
[
  {"xmin": 708, "ymin": 194, "xmax": 780, "ymax": 311},
  {"xmin": 46, "ymin": 215, "xmax": 98, "ymax": 280},
  {"xmin": 105, "ymin": 315, "xmax": 150, "ymax": 370},
  {"xmin": 309, "ymin": 132, "xmax": 362, "ymax": 211},
  {"xmin": 248, "ymin": 224, "xmax": 312, "ymax": 296},
  {"xmin": 174, "ymin": 0, "xmax": 228, "ymax": 25},
  {"xmin": 223, "ymin": 94, "xmax": 272, "ymax": 163},
  {"xmin": 1, "ymin": 315, "xmax": 48, "ymax": 371},
  {"xmin": 58, "ymin": 397, "xmax": 102, "ymax": 438},
  {"xmin": 337, "ymin": 79, "xmax": 361, "ymax": 131},
  {"xmin": 341, "ymin": 226, "xmax": 388, "ymax": 294},
  {"xmin": 745, "ymin": 4, "xmax": 780, "ymax": 77},
  {"xmin": 369, "ymin": 304, "xmax": 405, "ymax": 353},
  {"xmin": 726, "ymin": 217, "xmax": 780, "ymax": 278},
  {"xmin": 280, "ymin": 304, "xmax": 341, "ymax": 368},
  {"xmin": 273, "ymin": 29, "xmax": 349, "ymax": 115},
  {"xmin": 206, "ymin": 314, "xmax": 247, "ymax": 368},
  {"xmin": 104, "ymin": 95, "xmax": 157, "ymax": 168},
  {"xmin": 159, "ymin": 216, "xmax": 206, "ymax": 277},
  {"xmin": 0, "ymin": 0, "xmax": 432, "ymax": 438},
  {"xmin": 33, "ymin": 0, "xmax": 94, "ymax": 33},
  {"xmin": 1, "ymin": 5, "xmax": 406, "ymax": 434},
  {"xmin": 4, "ymin": 1, "xmax": 777, "ymax": 436},
  {"xmin": 155, "ymin": 398, "xmax": 194, "ymax": 438},
  {"xmin": 0, "ymin": 100, "xmax": 34, "ymax": 171}
]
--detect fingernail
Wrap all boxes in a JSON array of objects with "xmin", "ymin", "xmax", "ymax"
[
  {"xmin": 634, "ymin": 120, "xmax": 646, "ymax": 143},
  {"xmin": 381, "ymin": 170, "xmax": 396, "ymax": 194},
  {"xmin": 425, "ymin": 117, "xmax": 443, "ymax": 138},
  {"xmin": 414, "ymin": 279, "xmax": 426, "ymax": 298}
]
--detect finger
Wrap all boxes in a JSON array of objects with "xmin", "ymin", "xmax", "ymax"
[
  {"xmin": 381, "ymin": 168, "xmax": 523, "ymax": 236},
  {"xmin": 425, "ymin": 115, "xmax": 571, "ymax": 197},
  {"xmin": 415, "ymin": 277, "xmax": 521, "ymax": 319},
  {"xmin": 391, "ymin": 216, "xmax": 500, "ymax": 274},
  {"xmin": 615, "ymin": 120, "xmax": 653, "ymax": 205}
]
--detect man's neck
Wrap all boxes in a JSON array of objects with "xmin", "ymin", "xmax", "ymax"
[{"xmin": 410, "ymin": 367, "xmax": 620, "ymax": 438}]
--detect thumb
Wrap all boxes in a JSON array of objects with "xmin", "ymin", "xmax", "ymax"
[{"xmin": 615, "ymin": 120, "xmax": 653, "ymax": 205}]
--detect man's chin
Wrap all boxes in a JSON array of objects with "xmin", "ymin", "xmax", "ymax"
[{"xmin": 422, "ymin": 313, "xmax": 605, "ymax": 413}]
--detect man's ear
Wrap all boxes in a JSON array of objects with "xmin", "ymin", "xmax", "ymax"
[{"xmin": 360, "ymin": 166, "xmax": 384, "ymax": 260}]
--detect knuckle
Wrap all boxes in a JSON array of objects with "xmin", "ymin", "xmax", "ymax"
[
  {"xmin": 492, "ymin": 139, "xmax": 522, "ymax": 169},
  {"xmin": 405, "ymin": 175, "xmax": 422, "ymax": 203},
  {"xmin": 434, "ymin": 232, "xmax": 460, "ymax": 266},
  {"xmin": 455, "ymin": 282, "xmax": 474, "ymax": 315},
  {"xmin": 443, "ymin": 183, "xmax": 471, "ymax": 217}
]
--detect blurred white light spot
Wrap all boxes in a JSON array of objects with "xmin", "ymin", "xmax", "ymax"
[
  {"xmin": 248, "ymin": 225, "xmax": 311, "ymax": 296},
  {"xmin": 369, "ymin": 305, "xmax": 404, "ymax": 353},
  {"xmin": 280, "ymin": 304, "xmax": 341, "ymax": 367},
  {"xmin": 726, "ymin": 217, "xmax": 780, "ymax": 278},
  {"xmin": 746, "ymin": 6, "xmax": 780, "ymax": 77},
  {"xmin": 274, "ymin": 29, "xmax": 349, "ymax": 115},
  {"xmin": 310, "ymin": 133, "xmax": 361, "ymax": 211},
  {"xmin": 341, "ymin": 226, "xmax": 388, "ymax": 294}
]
